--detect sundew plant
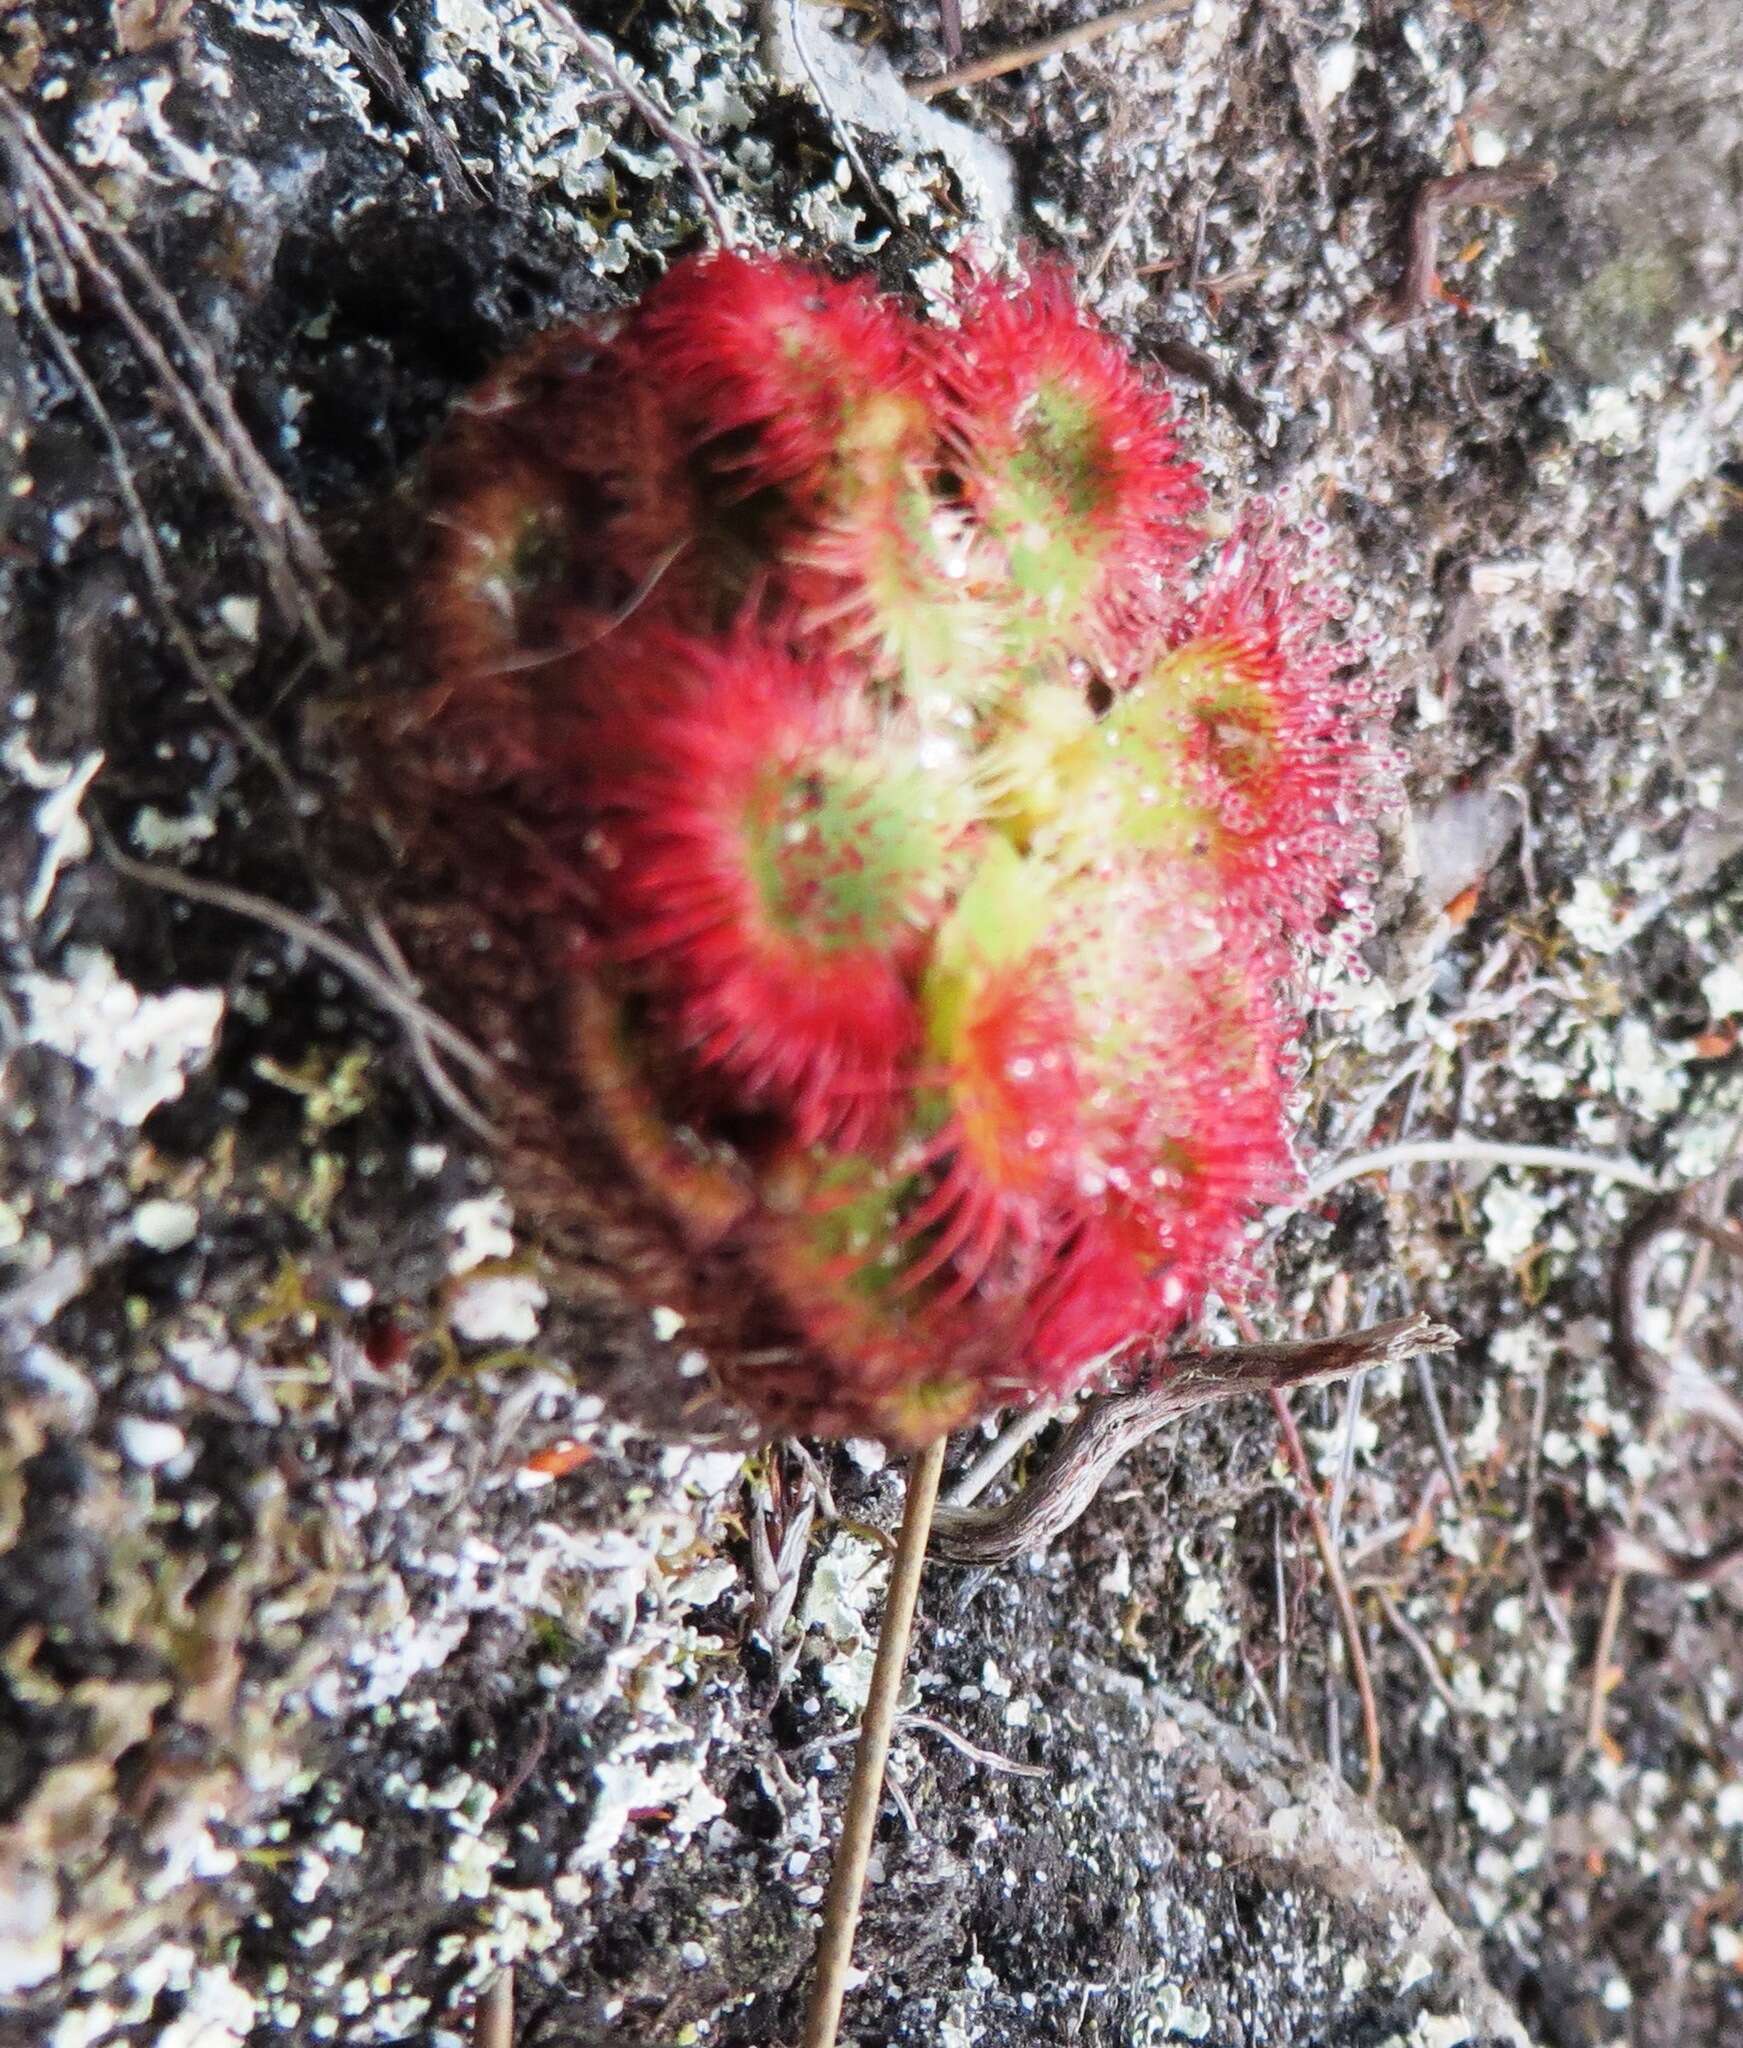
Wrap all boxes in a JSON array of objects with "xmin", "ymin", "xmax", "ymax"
[{"xmin": 398, "ymin": 251, "xmax": 1397, "ymax": 1447}]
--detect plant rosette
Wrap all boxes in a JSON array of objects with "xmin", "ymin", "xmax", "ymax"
[{"xmin": 386, "ymin": 249, "xmax": 1398, "ymax": 1447}]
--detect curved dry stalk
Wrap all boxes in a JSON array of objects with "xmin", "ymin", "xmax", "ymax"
[
  {"xmin": 1230, "ymin": 1304, "xmax": 1390, "ymax": 1799},
  {"xmin": 12, "ymin": 215, "xmax": 312, "ymax": 833},
  {"xmin": 780, "ymin": 0, "xmax": 899, "ymax": 228},
  {"xmin": 944, "ymin": 1398, "xmax": 1069, "ymax": 1509},
  {"xmin": 932, "ymin": 1312, "xmax": 1457, "ymax": 1565},
  {"xmin": 1594, "ymin": 1525, "xmax": 1743, "ymax": 1590},
  {"xmin": 1268, "ymin": 1382, "xmax": 1383, "ymax": 1797},
  {"xmin": 1308, "ymin": 1136, "xmax": 1663, "ymax": 1201},
  {"xmin": 1381, "ymin": 164, "xmax": 1557, "ymax": 325},
  {"xmin": 105, "ymin": 846, "xmax": 500, "ymax": 1139},
  {"xmin": 473, "ymin": 1969, "xmax": 513, "ymax": 2048},
  {"xmin": 909, "ymin": 0, "xmax": 1190, "ymax": 100},
  {"xmin": 1612, "ymin": 1187, "xmax": 1743, "ymax": 1443}
]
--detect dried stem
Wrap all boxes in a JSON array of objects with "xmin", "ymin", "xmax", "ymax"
[
  {"xmin": 801, "ymin": 1435, "xmax": 947, "ymax": 2048},
  {"xmin": 1268, "ymin": 1378, "xmax": 1384, "ymax": 1798},
  {"xmin": 1308, "ymin": 1136, "xmax": 1663, "ymax": 1202},
  {"xmin": 0, "ymin": 128, "xmax": 468, "ymax": 1144},
  {"xmin": 1611, "ymin": 1186, "xmax": 1743, "ymax": 1439},
  {"xmin": 318, "ymin": 3, "xmax": 486, "ymax": 207},
  {"xmin": 1381, "ymin": 163, "xmax": 1556, "ymax": 325},
  {"xmin": 474, "ymin": 1969, "xmax": 513, "ymax": 2048},
  {"xmin": 1593, "ymin": 1525, "xmax": 1743, "ymax": 1590},
  {"xmin": 487, "ymin": 1713, "xmax": 552, "ymax": 1820},
  {"xmin": 944, "ymin": 1398, "xmax": 1068, "ymax": 1509},
  {"xmin": 12, "ymin": 214, "xmax": 315, "ymax": 840},
  {"xmin": 779, "ymin": 0, "xmax": 898, "ymax": 228},
  {"xmin": 932, "ymin": 1312, "xmax": 1456, "ymax": 1565},
  {"xmin": 1413, "ymin": 1350, "xmax": 1469, "ymax": 1513},
  {"xmin": 0, "ymin": 87, "xmax": 340, "ymax": 661},
  {"xmin": 104, "ymin": 846, "xmax": 500, "ymax": 1134},
  {"xmin": 1584, "ymin": 1564, "xmax": 1632, "ymax": 1756},
  {"xmin": 908, "ymin": 0, "xmax": 1189, "ymax": 101},
  {"xmin": 1376, "ymin": 1588, "xmax": 1461, "ymax": 1718},
  {"xmin": 896, "ymin": 1711, "xmax": 1048, "ymax": 1780}
]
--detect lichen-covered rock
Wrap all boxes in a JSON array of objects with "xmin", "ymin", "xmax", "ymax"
[{"xmin": 5, "ymin": 2, "xmax": 1743, "ymax": 2045}]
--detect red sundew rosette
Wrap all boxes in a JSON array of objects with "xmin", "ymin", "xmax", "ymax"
[
  {"xmin": 933, "ymin": 263, "xmax": 1206, "ymax": 662},
  {"xmin": 744, "ymin": 1141, "xmax": 1030, "ymax": 1443},
  {"xmin": 628, "ymin": 250, "xmax": 999, "ymax": 700},
  {"xmin": 1106, "ymin": 510, "xmax": 1397, "ymax": 958},
  {"xmin": 886, "ymin": 845, "xmax": 1298, "ymax": 1401},
  {"xmin": 416, "ymin": 329, "xmax": 723, "ymax": 792},
  {"xmin": 396, "ymin": 252, "xmax": 1392, "ymax": 1451},
  {"xmin": 630, "ymin": 249, "xmax": 925, "ymax": 498},
  {"xmin": 574, "ymin": 619, "xmax": 972, "ymax": 1150},
  {"xmin": 723, "ymin": 873, "xmax": 1297, "ymax": 1442}
]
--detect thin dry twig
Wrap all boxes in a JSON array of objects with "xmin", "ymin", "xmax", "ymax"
[
  {"xmin": 1594, "ymin": 1525, "xmax": 1743, "ymax": 1590},
  {"xmin": 802, "ymin": 1436, "xmax": 946, "ymax": 2048},
  {"xmin": 474, "ymin": 1969, "xmax": 513, "ymax": 2048},
  {"xmin": 1329, "ymin": 1045, "xmax": 1436, "ymax": 1162},
  {"xmin": 1239, "ymin": 1647, "xmax": 1278, "ymax": 1732},
  {"xmin": 104, "ymin": 846, "xmax": 500, "ymax": 1126},
  {"xmin": 1328, "ymin": 1360, "xmax": 1366, "ymax": 1542},
  {"xmin": 1357, "ymin": 1086, "xmax": 1474, "ymax": 1519},
  {"xmin": 1612, "ymin": 1185, "xmax": 1743, "ymax": 1448},
  {"xmin": 881, "ymin": 1763, "xmax": 917, "ymax": 1835},
  {"xmin": 1266, "ymin": 1375, "xmax": 1383, "ymax": 1798},
  {"xmin": 897, "ymin": 1712, "xmax": 1049, "ymax": 1780},
  {"xmin": 1523, "ymin": 1356, "xmax": 1572, "ymax": 1641},
  {"xmin": 1414, "ymin": 1350, "xmax": 1469, "ymax": 1513},
  {"xmin": 0, "ymin": 87, "xmax": 341, "ymax": 661},
  {"xmin": 1584, "ymin": 1553, "xmax": 1632, "ymax": 1754},
  {"xmin": 12, "ymin": 215, "xmax": 312, "ymax": 835},
  {"xmin": 3, "ymin": 165, "xmax": 462, "ymax": 1128},
  {"xmin": 318, "ymin": 4, "xmax": 486, "ymax": 207},
  {"xmin": 16, "ymin": 188, "xmax": 484, "ymax": 1149},
  {"xmin": 1084, "ymin": 184, "xmax": 1147, "ymax": 291},
  {"xmin": 1376, "ymin": 1588, "xmax": 1461, "ymax": 1718},
  {"xmin": 1376, "ymin": 163, "xmax": 1556, "ymax": 327},
  {"xmin": 487, "ymin": 1713, "xmax": 552, "ymax": 1819},
  {"xmin": 1307, "ymin": 1136, "xmax": 1663, "ymax": 1202},
  {"xmin": 351, "ymin": 906, "xmax": 501, "ymax": 1139},
  {"xmin": 908, "ymin": 0, "xmax": 1190, "ymax": 101},
  {"xmin": 782, "ymin": 0, "xmax": 899, "ymax": 228},
  {"xmin": 944, "ymin": 1399, "xmax": 1068, "ymax": 1509},
  {"xmin": 932, "ymin": 1313, "xmax": 1457, "ymax": 1566},
  {"xmin": 1149, "ymin": 336, "xmax": 1274, "ymax": 448}
]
